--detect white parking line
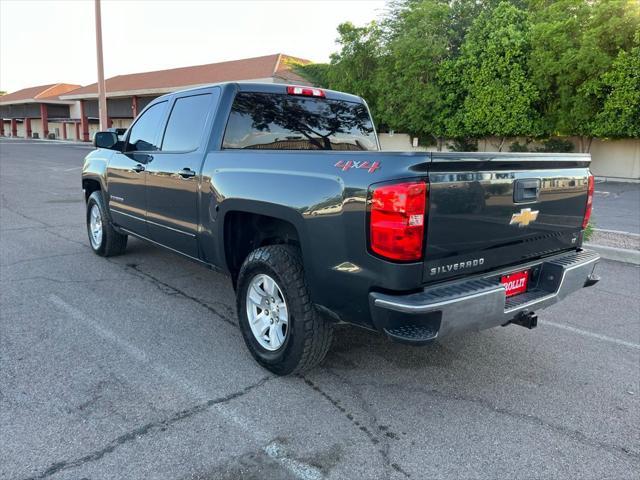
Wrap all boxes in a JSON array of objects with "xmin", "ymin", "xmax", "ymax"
[
  {"xmin": 48, "ymin": 293, "xmax": 208, "ymax": 399},
  {"xmin": 540, "ymin": 319, "xmax": 640, "ymax": 350}
]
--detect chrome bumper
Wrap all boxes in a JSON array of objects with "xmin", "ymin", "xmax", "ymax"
[{"xmin": 369, "ymin": 250, "xmax": 600, "ymax": 344}]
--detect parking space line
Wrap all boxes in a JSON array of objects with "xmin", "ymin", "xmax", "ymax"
[
  {"xmin": 540, "ymin": 319, "xmax": 640, "ymax": 350},
  {"xmin": 48, "ymin": 293, "xmax": 209, "ymax": 400}
]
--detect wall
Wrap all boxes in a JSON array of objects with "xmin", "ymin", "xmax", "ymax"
[
  {"xmin": 69, "ymin": 102, "xmax": 81, "ymax": 119},
  {"xmin": 66, "ymin": 123, "xmax": 78, "ymax": 141},
  {"xmin": 30, "ymin": 119, "xmax": 42, "ymax": 138},
  {"xmin": 88, "ymin": 122, "xmax": 100, "ymax": 140},
  {"xmin": 378, "ymin": 134, "xmax": 640, "ymax": 180},
  {"xmin": 111, "ymin": 118, "xmax": 132, "ymax": 129},
  {"xmin": 48, "ymin": 122, "xmax": 63, "ymax": 139},
  {"xmin": 586, "ymin": 138, "xmax": 640, "ymax": 179}
]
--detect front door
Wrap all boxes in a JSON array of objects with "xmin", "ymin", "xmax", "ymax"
[
  {"xmin": 145, "ymin": 90, "xmax": 217, "ymax": 258},
  {"xmin": 106, "ymin": 150, "xmax": 150, "ymax": 235},
  {"xmin": 106, "ymin": 100, "xmax": 168, "ymax": 236}
]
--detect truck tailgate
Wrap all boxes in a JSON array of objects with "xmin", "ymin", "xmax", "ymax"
[{"xmin": 423, "ymin": 153, "xmax": 591, "ymax": 283}]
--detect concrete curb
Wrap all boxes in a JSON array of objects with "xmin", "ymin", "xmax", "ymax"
[{"xmin": 584, "ymin": 243, "xmax": 640, "ymax": 265}]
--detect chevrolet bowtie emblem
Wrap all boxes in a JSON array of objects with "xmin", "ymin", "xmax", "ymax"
[{"xmin": 510, "ymin": 208, "xmax": 539, "ymax": 227}]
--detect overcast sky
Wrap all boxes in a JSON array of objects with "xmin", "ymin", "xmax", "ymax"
[{"xmin": 0, "ymin": 0, "xmax": 386, "ymax": 93}]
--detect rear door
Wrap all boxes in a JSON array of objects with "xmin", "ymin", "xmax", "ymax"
[
  {"xmin": 424, "ymin": 153, "xmax": 591, "ymax": 283},
  {"xmin": 107, "ymin": 100, "xmax": 168, "ymax": 235},
  {"xmin": 145, "ymin": 88, "xmax": 219, "ymax": 258}
]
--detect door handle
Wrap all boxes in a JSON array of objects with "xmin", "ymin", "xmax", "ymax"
[
  {"xmin": 132, "ymin": 164, "xmax": 145, "ymax": 173},
  {"xmin": 178, "ymin": 168, "xmax": 196, "ymax": 178}
]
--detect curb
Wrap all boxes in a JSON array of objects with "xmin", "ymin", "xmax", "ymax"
[{"xmin": 584, "ymin": 243, "xmax": 640, "ymax": 265}]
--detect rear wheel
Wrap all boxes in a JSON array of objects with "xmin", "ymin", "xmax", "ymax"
[
  {"xmin": 86, "ymin": 191, "xmax": 127, "ymax": 257},
  {"xmin": 236, "ymin": 245, "xmax": 333, "ymax": 375}
]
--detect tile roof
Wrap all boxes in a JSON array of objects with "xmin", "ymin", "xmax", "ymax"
[
  {"xmin": 0, "ymin": 83, "xmax": 81, "ymax": 104},
  {"xmin": 61, "ymin": 53, "xmax": 312, "ymax": 99}
]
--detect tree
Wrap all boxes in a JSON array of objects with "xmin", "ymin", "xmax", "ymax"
[
  {"xmin": 529, "ymin": 0, "xmax": 639, "ymax": 149},
  {"xmin": 454, "ymin": 1, "xmax": 540, "ymax": 150},
  {"xmin": 294, "ymin": 0, "xmax": 640, "ymax": 148},
  {"xmin": 293, "ymin": 63, "xmax": 331, "ymax": 88},
  {"xmin": 592, "ymin": 39, "xmax": 640, "ymax": 138},
  {"xmin": 327, "ymin": 22, "xmax": 383, "ymax": 111},
  {"xmin": 374, "ymin": 0, "xmax": 453, "ymax": 148}
]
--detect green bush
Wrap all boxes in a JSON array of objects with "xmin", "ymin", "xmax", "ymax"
[
  {"xmin": 584, "ymin": 221, "xmax": 594, "ymax": 242},
  {"xmin": 509, "ymin": 141, "xmax": 530, "ymax": 152},
  {"xmin": 447, "ymin": 137, "xmax": 478, "ymax": 152},
  {"xmin": 535, "ymin": 138, "xmax": 575, "ymax": 153}
]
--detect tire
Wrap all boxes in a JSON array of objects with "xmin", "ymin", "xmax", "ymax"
[
  {"xmin": 86, "ymin": 190, "xmax": 128, "ymax": 257},
  {"xmin": 236, "ymin": 245, "xmax": 333, "ymax": 375}
]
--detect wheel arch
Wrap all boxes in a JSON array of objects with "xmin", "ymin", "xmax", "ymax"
[{"xmin": 218, "ymin": 201, "xmax": 311, "ymax": 288}]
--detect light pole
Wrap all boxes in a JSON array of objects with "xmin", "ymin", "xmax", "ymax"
[{"xmin": 95, "ymin": 0, "xmax": 108, "ymax": 131}]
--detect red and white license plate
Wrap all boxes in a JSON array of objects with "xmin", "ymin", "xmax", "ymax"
[{"xmin": 501, "ymin": 270, "xmax": 529, "ymax": 297}]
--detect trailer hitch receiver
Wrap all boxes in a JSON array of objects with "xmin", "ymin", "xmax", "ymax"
[{"xmin": 511, "ymin": 310, "xmax": 538, "ymax": 329}]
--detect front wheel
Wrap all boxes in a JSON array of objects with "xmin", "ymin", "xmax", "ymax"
[
  {"xmin": 236, "ymin": 245, "xmax": 333, "ymax": 375},
  {"xmin": 86, "ymin": 191, "xmax": 127, "ymax": 257}
]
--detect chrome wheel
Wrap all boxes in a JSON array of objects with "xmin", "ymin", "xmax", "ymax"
[
  {"xmin": 245, "ymin": 273, "xmax": 289, "ymax": 351},
  {"xmin": 89, "ymin": 204, "xmax": 103, "ymax": 249}
]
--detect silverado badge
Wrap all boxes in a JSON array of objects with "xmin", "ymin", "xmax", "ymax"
[{"xmin": 510, "ymin": 208, "xmax": 539, "ymax": 227}]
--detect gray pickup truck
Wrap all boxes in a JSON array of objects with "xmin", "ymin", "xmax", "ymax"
[{"xmin": 82, "ymin": 82, "xmax": 600, "ymax": 374}]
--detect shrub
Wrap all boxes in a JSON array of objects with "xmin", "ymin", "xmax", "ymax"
[
  {"xmin": 447, "ymin": 137, "xmax": 478, "ymax": 152},
  {"xmin": 509, "ymin": 141, "xmax": 530, "ymax": 152},
  {"xmin": 535, "ymin": 138, "xmax": 575, "ymax": 153}
]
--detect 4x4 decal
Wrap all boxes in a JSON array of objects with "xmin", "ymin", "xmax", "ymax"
[{"xmin": 334, "ymin": 160, "xmax": 381, "ymax": 173}]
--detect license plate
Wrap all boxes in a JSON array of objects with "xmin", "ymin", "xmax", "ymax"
[{"xmin": 501, "ymin": 270, "xmax": 529, "ymax": 297}]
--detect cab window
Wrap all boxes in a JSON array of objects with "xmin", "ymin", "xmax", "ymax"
[
  {"xmin": 161, "ymin": 93, "xmax": 213, "ymax": 152},
  {"xmin": 125, "ymin": 101, "xmax": 167, "ymax": 152}
]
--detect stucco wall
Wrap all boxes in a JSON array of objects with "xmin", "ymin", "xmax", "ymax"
[
  {"xmin": 111, "ymin": 118, "xmax": 132, "ymax": 129},
  {"xmin": 30, "ymin": 119, "xmax": 42, "ymax": 138}
]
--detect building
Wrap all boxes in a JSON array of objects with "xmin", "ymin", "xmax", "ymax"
[
  {"xmin": 58, "ymin": 53, "xmax": 311, "ymax": 140},
  {"xmin": 0, "ymin": 83, "xmax": 81, "ymax": 140}
]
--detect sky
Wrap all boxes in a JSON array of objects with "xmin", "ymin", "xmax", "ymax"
[{"xmin": 0, "ymin": 0, "xmax": 386, "ymax": 93}]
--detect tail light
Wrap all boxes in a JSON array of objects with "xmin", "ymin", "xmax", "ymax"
[
  {"xmin": 369, "ymin": 180, "xmax": 427, "ymax": 261},
  {"xmin": 286, "ymin": 85, "xmax": 325, "ymax": 98},
  {"xmin": 582, "ymin": 174, "xmax": 594, "ymax": 229}
]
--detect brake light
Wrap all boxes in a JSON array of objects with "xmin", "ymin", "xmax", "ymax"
[
  {"xmin": 370, "ymin": 180, "xmax": 427, "ymax": 261},
  {"xmin": 582, "ymin": 174, "xmax": 594, "ymax": 229},
  {"xmin": 286, "ymin": 85, "xmax": 325, "ymax": 98}
]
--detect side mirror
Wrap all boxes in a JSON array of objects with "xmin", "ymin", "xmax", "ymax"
[{"xmin": 94, "ymin": 131, "xmax": 119, "ymax": 149}]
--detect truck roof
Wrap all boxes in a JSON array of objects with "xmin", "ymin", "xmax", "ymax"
[{"xmin": 153, "ymin": 81, "xmax": 365, "ymax": 105}]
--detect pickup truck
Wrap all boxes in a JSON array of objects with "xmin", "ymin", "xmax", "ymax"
[{"xmin": 83, "ymin": 82, "xmax": 600, "ymax": 375}]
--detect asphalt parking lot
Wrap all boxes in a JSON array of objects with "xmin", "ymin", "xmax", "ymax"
[
  {"xmin": 592, "ymin": 181, "xmax": 640, "ymax": 234},
  {"xmin": 1, "ymin": 139, "xmax": 639, "ymax": 480}
]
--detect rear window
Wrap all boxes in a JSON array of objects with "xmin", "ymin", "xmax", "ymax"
[{"xmin": 222, "ymin": 92, "xmax": 377, "ymax": 151}]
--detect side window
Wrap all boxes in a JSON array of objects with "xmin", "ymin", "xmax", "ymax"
[
  {"xmin": 125, "ymin": 101, "xmax": 167, "ymax": 152},
  {"xmin": 161, "ymin": 92, "xmax": 214, "ymax": 151}
]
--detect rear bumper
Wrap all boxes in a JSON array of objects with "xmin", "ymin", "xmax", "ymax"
[{"xmin": 369, "ymin": 249, "xmax": 600, "ymax": 344}]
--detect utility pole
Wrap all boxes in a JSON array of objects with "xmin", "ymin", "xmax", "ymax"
[{"xmin": 95, "ymin": 0, "xmax": 108, "ymax": 131}]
